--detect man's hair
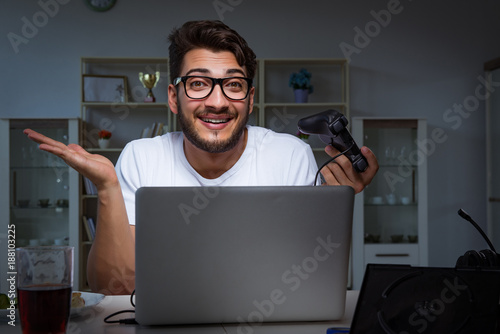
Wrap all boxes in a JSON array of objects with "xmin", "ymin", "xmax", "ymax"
[{"xmin": 168, "ymin": 20, "xmax": 257, "ymax": 83}]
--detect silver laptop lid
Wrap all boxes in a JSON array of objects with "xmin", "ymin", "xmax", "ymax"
[{"xmin": 135, "ymin": 185, "xmax": 354, "ymax": 326}]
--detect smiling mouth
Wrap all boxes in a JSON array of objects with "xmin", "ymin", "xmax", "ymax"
[
  {"xmin": 198, "ymin": 112, "xmax": 235, "ymax": 125},
  {"xmin": 200, "ymin": 117, "xmax": 231, "ymax": 124}
]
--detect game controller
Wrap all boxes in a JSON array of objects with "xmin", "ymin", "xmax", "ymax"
[{"xmin": 297, "ymin": 109, "xmax": 368, "ymax": 173}]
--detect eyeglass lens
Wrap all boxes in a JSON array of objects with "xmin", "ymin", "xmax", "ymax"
[{"xmin": 184, "ymin": 77, "xmax": 250, "ymax": 100}]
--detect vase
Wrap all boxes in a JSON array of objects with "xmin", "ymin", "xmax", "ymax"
[
  {"xmin": 98, "ymin": 138, "xmax": 110, "ymax": 149},
  {"xmin": 294, "ymin": 89, "xmax": 309, "ymax": 103}
]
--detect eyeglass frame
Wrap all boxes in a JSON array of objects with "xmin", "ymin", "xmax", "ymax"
[{"xmin": 173, "ymin": 75, "xmax": 253, "ymax": 101}]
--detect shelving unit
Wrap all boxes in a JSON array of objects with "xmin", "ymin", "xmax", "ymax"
[
  {"xmin": 351, "ymin": 118, "xmax": 428, "ymax": 290},
  {"xmin": 78, "ymin": 57, "xmax": 349, "ymax": 290},
  {"xmin": 257, "ymin": 58, "xmax": 349, "ymax": 167},
  {"xmin": 0, "ymin": 118, "xmax": 80, "ymax": 291},
  {"xmin": 79, "ymin": 57, "xmax": 171, "ymax": 290}
]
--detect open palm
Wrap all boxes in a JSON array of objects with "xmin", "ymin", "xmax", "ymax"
[{"xmin": 24, "ymin": 129, "xmax": 118, "ymax": 190}]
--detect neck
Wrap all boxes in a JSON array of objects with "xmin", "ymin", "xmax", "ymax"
[{"xmin": 183, "ymin": 128, "xmax": 248, "ymax": 179}]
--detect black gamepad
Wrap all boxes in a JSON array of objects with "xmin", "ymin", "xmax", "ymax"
[{"xmin": 297, "ymin": 109, "xmax": 368, "ymax": 173}]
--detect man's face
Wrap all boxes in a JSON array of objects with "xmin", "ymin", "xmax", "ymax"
[{"xmin": 169, "ymin": 48, "xmax": 254, "ymax": 153}]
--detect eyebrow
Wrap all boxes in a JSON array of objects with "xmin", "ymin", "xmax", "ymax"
[{"xmin": 185, "ymin": 68, "xmax": 247, "ymax": 77}]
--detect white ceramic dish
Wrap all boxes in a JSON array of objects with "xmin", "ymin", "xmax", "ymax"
[{"xmin": 70, "ymin": 291, "xmax": 105, "ymax": 317}]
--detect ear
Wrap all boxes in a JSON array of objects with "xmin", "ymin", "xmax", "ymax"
[{"xmin": 168, "ymin": 84, "xmax": 179, "ymax": 114}]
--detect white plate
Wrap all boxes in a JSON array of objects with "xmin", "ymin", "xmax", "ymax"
[
  {"xmin": 70, "ymin": 291, "xmax": 105, "ymax": 317},
  {"xmin": 0, "ymin": 291, "xmax": 105, "ymax": 320}
]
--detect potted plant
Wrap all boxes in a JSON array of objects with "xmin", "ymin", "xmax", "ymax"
[
  {"xmin": 289, "ymin": 68, "xmax": 314, "ymax": 103},
  {"xmin": 296, "ymin": 130, "xmax": 310, "ymax": 143},
  {"xmin": 98, "ymin": 130, "xmax": 112, "ymax": 149}
]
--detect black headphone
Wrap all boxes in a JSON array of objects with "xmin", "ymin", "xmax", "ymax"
[{"xmin": 455, "ymin": 209, "xmax": 500, "ymax": 269}]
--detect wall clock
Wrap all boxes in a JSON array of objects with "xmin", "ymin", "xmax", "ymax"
[{"xmin": 85, "ymin": 0, "xmax": 117, "ymax": 12}]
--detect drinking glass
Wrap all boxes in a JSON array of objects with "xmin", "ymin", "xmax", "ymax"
[{"xmin": 16, "ymin": 246, "xmax": 73, "ymax": 334}]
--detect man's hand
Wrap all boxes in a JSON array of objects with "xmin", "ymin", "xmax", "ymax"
[
  {"xmin": 320, "ymin": 145, "xmax": 379, "ymax": 194},
  {"xmin": 24, "ymin": 128, "xmax": 118, "ymax": 190}
]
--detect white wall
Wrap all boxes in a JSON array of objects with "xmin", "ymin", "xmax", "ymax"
[{"xmin": 1, "ymin": 0, "xmax": 500, "ymax": 266}]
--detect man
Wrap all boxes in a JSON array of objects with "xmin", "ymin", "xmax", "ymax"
[{"xmin": 24, "ymin": 20, "xmax": 378, "ymax": 295}]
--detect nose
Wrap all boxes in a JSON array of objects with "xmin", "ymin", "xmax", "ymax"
[{"xmin": 204, "ymin": 83, "xmax": 230, "ymax": 109}]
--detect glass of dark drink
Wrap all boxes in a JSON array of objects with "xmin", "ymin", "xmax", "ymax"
[{"xmin": 16, "ymin": 246, "xmax": 73, "ymax": 334}]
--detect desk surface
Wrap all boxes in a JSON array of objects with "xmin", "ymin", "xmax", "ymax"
[{"xmin": 1, "ymin": 290, "xmax": 358, "ymax": 334}]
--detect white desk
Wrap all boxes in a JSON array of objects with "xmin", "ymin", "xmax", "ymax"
[{"xmin": 1, "ymin": 290, "xmax": 358, "ymax": 334}]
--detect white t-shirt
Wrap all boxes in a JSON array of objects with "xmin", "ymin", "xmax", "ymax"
[{"xmin": 115, "ymin": 125, "xmax": 319, "ymax": 225}]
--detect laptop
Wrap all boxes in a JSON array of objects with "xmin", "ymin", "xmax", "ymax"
[
  {"xmin": 134, "ymin": 185, "xmax": 354, "ymax": 326},
  {"xmin": 350, "ymin": 263, "xmax": 500, "ymax": 333}
]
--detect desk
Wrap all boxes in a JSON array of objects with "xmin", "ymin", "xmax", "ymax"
[{"xmin": 1, "ymin": 290, "xmax": 358, "ymax": 334}]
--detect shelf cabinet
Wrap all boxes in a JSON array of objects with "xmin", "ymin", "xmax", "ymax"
[
  {"xmin": 257, "ymin": 58, "xmax": 349, "ymax": 167},
  {"xmin": 0, "ymin": 118, "xmax": 80, "ymax": 291},
  {"xmin": 351, "ymin": 118, "xmax": 428, "ymax": 289},
  {"xmin": 77, "ymin": 57, "xmax": 349, "ymax": 290}
]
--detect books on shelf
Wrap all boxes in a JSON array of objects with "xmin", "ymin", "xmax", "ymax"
[
  {"xmin": 83, "ymin": 177, "xmax": 97, "ymax": 195},
  {"xmin": 82, "ymin": 216, "xmax": 96, "ymax": 241},
  {"xmin": 141, "ymin": 122, "xmax": 168, "ymax": 138}
]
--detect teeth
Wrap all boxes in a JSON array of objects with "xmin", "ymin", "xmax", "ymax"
[{"xmin": 201, "ymin": 118, "xmax": 229, "ymax": 124}]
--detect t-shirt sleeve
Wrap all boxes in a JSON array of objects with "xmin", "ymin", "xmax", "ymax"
[
  {"xmin": 115, "ymin": 141, "xmax": 145, "ymax": 225},
  {"xmin": 287, "ymin": 142, "xmax": 319, "ymax": 185}
]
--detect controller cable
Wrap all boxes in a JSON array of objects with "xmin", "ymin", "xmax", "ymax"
[
  {"xmin": 313, "ymin": 143, "xmax": 355, "ymax": 186},
  {"xmin": 103, "ymin": 289, "xmax": 137, "ymax": 325}
]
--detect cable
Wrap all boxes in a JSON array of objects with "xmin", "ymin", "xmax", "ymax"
[
  {"xmin": 103, "ymin": 289, "xmax": 138, "ymax": 325},
  {"xmin": 313, "ymin": 143, "xmax": 355, "ymax": 186}
]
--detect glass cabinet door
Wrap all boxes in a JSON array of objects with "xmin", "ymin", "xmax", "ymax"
[
  {"xmin": 362, "ymin": 120, "xmax": 419, "ymax": 244},
  {"xmin": 10, "ymin": 120, "xmax": 72, "ymax": 247},
  {"xmin": 351, "ymin": 118, "xmax": 428, "ymax": 290}
]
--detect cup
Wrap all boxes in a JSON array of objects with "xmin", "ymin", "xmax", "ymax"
[
  {"xmin": 38, "ymin": 199, "xmax": 50, "ymax": 208},
  {"xmin": 401, "ymin": 196, "xmax": 411, "ymax": 205},
  {"xmin": 139, "ymin": 71, "xmax": 160, "ymax": 102},
  {"xmin": 16, "ymin": 246, "xmax": 74, "ymax": 334},
  {"xmin": 386, "ymin": 193, "xmax": 397, "ymax": 205}
]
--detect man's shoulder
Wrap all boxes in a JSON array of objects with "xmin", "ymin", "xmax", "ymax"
[{"xmin": 247, "ymin": 125, "xmax": 308, "ymax": 148}]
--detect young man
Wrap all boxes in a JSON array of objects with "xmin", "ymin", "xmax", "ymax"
[{"xmin": 24, "ymin": 20, "xmax": 378, "ymax": 295}]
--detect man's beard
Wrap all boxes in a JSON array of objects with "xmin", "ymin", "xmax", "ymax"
[{"xmin": 178, "ymin": 105, "xmax": 250, "ymax": 154}]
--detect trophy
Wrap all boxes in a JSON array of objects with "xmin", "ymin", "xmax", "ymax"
[{"xmin": 139, "ymin": 71, "xmax": 160, "ymax": 102}]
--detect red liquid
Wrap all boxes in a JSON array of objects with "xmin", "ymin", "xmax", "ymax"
[{"xmin": 18, "ymin": 285, "xmax": 71, "ymax": 334}]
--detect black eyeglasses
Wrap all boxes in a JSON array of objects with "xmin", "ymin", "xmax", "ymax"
[{"xmin": 173, "ymin": 76, "xmax": 253, "ymax": 100}]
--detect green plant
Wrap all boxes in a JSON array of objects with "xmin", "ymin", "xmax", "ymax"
[
  {"xmin": 296, "ymin": 130, "xmax": 310, "ymax": 139},
  {"xmin": 289, "ymin": 68, "xmax": 314, "ymax": 94}
]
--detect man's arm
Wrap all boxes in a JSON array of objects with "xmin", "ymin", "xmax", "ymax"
[
  {"xmin": 321, "ymin": 145, "xmax": 379, "ymax": 193},
  {"xmin": 24, "ymin": 129, "xmax": 135, "ymax": 295},
  {"xmin": 87, "ymin": 181, "xmax": 135, "ymax": 295}
]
